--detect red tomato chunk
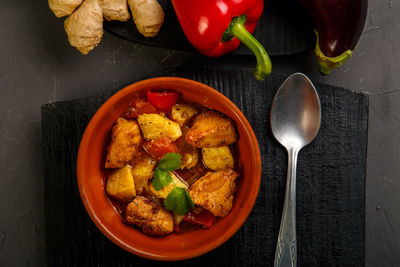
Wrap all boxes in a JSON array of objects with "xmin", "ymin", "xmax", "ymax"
[
  {"xmin": 143, "ymin": 137, "xmax": 180, "ymax": 160},
  {"xmin": 124, "ymin": 96, "xmax": 158, "ymax": 119},
  {"xmin": 146, "ymin": 90, "xmax": 179, "ymax": 112}
]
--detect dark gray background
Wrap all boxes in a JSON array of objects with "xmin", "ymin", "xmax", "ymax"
[{"xmin": 0, "ymin": 0, "xmax": 398, "ymax": 266}]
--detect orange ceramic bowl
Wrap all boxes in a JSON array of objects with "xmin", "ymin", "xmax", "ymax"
[{"xmin": 77, "ymin": 77, "xmax": 261, "ymax": 261}]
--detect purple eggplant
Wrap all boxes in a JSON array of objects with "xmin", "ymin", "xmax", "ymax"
[{"xmin": 300, "ymin": 0, "xmax": 368, "ymax": 74}]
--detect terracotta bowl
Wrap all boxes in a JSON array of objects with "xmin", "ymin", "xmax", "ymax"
[{"xmin": 77, "ymin": 77, "xmax": 261, "ymax": 261}]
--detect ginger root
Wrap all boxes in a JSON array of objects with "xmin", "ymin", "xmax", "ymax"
[
  {"xmin": 64, "ymin": 0, "xmax": 103, "ymax": 55},
  {"xmin": 128, "ymin": 0, "xmax": 164, "ymax": 37},
  {"xmin": 48, "ymin": 0, "xmax": 83, "ymax": 17},
  {"xmin": 99, "ymin": 0, "xmax": 130, "ymax": 21},
  {"xmin": 49, "ymin": 0, "xmax": 164, "ymax": 54}
]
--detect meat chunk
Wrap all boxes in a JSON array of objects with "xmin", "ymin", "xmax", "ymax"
[
  {"xmin": 186, "ymin": 110, "xmax": 237, "ymax": 148},
  {"xmin": 202, "ymin": 146, "xmax": 234, "ymax": 171},
  {"xmin": 188, "ymin": 169, "xmax": 238, "ymax": 217},
  {"xmin": 138, "ymin": 113, "xmax": 182, "ymax": 141},
  {"xmin": 105, "ymin": 118, "xmax": 142, "ymax": 168},
  {"xmin": 125, "ymin": 196, "xmax": 173, "ymax": 236}
]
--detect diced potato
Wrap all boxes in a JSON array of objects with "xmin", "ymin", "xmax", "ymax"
[
  {"xmin": 150, "ymin": 172, "xmax": 188, "ymax": 199},
  {"xmin": 131, "ymin": 157, "xmax": 156, "ymax": 195},
  {"xmin": 138, "ymin": 113, "xmax": 182, "ymax": 141},
  {"xmin": 106, "ymin": 165, "xmax": 136, "ymax": 202},
  {"xmin": 186, "ymin": 110, "xmax": 237, "ymax": 148},
  {"xmin": 202, "ymin": 146, "xmax": 234, "ymax": 171},
  {"xmin": 105, "ymin": 118, "xmax": 142, "ymax": 168},
  {"xmin": 171, "ymin": 103, "xmax": 197, "ymax": 126}
]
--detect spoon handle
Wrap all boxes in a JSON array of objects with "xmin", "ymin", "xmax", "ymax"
[{"xmin": 274, "ymin": 148, "xmax": 299, "ymax": 267}]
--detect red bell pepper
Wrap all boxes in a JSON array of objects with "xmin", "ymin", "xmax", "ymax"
[
  {"xmin": 171, "ymin": 0, "xmax": 271, "ymax": 80},
  {"xmin": 183, "ymin": 209, "xmax": 216, "ymax": 228},
  {"xmin": 146, "ymin": 90, "xmax": 179, "ymax": 113}
]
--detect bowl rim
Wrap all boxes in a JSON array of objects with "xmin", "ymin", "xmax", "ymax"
[{"xmin": 76, "ymin": 77, "xmax": 262, "ymax": 261}]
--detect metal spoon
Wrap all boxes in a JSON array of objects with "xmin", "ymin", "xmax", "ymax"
[{"xmin": 270, "ymin": 73, "xmax": 321, "ymax": 267}]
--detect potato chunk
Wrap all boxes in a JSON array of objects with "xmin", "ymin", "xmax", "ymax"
[
  {"xmin": 171, "ymin": 103, "xmax": 197, "ymax": 126},
  {"xmin": 150, "ymin": 173, "xmax": 188, "ymax": 199},
  {"xmin": 105, "ymin": 118, "xmax": 142, "ymax": 169},
  {"xmin": 186, "ymin": 110, "xmax": 237, "ymax": 148},
  {"xmin": 106, "ymin": 165, "xmax": 136, "ymax": 202},
  {"xmin": 138, "ymin": 114, "xmax": 182, "ymax": 141},
  {"xmin": 188, "ymin": 169, "xmax": 238, "ymax": 217},
  {"xmin": 131, "ymin": 157, "xmax": 156, "ymax": 195},
  {"xmin": 125, "ymin": 196, "xmax": 173, "ymax": 236},
  {"xmin": 202, "ymin": 146, "xmax": 234, "ymax": 171}
]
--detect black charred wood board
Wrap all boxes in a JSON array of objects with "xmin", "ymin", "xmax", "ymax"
[
  {"xmin": 104, "ymin": 0, "xmax": 315, "ymax": 56},
  {"xmin": 42, "ymin": 69, "xmax": 367, "ymax": 266}
]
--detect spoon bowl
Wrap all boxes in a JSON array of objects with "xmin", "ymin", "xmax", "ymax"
[
  {"xmin": 270, "ymin": 73, "xmax": 321, "ymax": 267},
  {"xmin": 271, "ymin": 73, "xmax": 321, "ymax": 149}
]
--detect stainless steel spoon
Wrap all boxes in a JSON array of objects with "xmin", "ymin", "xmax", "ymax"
[{"xmin": 271, "ymin": 73, "xmax": 321, "ymax": 267}]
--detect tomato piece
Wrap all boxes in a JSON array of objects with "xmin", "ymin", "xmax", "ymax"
[
  {"xmin": 146, "ymin": 90, "xmax": 179, "ymax": 113},
  {"xmin": 123, "ymin": 96, "xmax": 158, "ymax": 119},
  {"xmin": 183, "ymin": 208, "xmax": 216, "ymax": 228},
  {"xmin": 143, "ymin": 137, "xmax": 180, "ymax": 160}
]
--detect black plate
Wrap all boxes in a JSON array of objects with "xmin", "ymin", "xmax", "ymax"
[{"xmin": 104, "ymin": 0, "xmax": 315, "ymax": 56}]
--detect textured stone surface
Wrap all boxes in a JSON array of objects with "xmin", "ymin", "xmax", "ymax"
[{"xmin": 0, "ymin": 0, "xmax": 398, "ymax": 266}]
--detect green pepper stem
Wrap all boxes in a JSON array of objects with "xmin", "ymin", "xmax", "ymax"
[
  {"xmin": 314, "ymin": 29, "xmax": 353, "ymax": 75},
  {"xmin": 228, "ymin": 15, "xmax": 271, "ymax": 80}
]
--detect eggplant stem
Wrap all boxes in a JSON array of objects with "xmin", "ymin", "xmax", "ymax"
[
  {"xmin": 226, "ymin": 15, "xmax": 271, "ymax": 80},
  {"xmin": 314, "ymin": 30, "xmax": 353, "ymax": 75}
]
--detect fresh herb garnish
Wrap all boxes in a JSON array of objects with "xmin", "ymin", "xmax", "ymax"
[
  {"xmin": 158, "ymin": 153, "xmax": 182, "ymax": 171},
  {"xmin": 152, "ymin": 167, "xmax": 172, "ymax": 190},
  {"xmin": 164, "ymin": 187, "xmax": 195, "ymax": 215},
  {"xmin": 151, "ymin": 153, "xmax": 194, "ymax": 215}
]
